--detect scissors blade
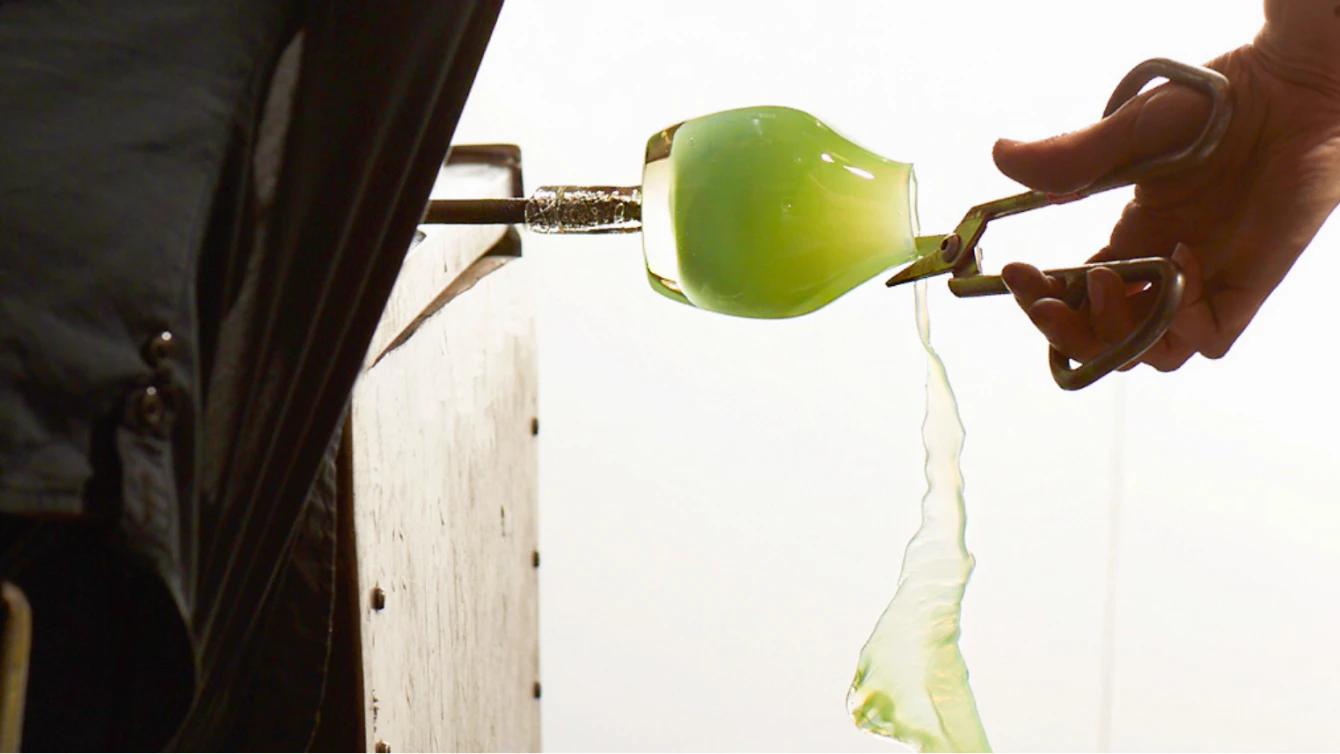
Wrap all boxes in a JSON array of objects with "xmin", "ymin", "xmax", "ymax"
[{"xmin": 885, "ymin": 235, "xmax": 954, "ymax": 287}]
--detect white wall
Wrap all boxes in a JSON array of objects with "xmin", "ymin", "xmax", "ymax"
[{"xmin": 453, "ymin": 2, "xmax": 1340, "ymax": 750}]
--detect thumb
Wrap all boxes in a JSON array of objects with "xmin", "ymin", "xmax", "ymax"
[{"xmin": 993, "ymin": 82, "xmax": 1213, "ymax": 195}]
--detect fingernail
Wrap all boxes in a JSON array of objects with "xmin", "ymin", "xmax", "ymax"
[
  {"xmin": 1087, "ymin": 269, "xmax": 1106, "ymax": 316},
  {"xmin": 1001, "ymin": 265, "xmax": 1026, "ymax": 293}
]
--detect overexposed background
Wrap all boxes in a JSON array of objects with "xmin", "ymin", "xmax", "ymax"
[{"xmin": 454, "ymin": 2, "xmax": 1340, "ymax": 750}]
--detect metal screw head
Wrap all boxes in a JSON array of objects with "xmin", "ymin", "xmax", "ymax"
[
  {"xmin": 371, "ymin": 587, "xmax": 386, "ymax": 611},
  {"xmin": 940, "ymin": 234, "xmax": 962, "ymax": 264}
]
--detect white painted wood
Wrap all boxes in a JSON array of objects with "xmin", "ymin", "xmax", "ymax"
[{"xmin": 349, "ymin": 162, "xmax": 539, "ymax": 753}]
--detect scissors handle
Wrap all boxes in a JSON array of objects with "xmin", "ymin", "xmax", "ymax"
[
  {"xmin": 1080, "ymin": 58, "xmax": 1233, "ymax": 196},
  {"xmin": 973, "ymin": 59, "xmax": 1233, "ymax": 230},
  {"xmin": 949, "ymin": 257, "xmax": 1185, "ymax": 390},
  {"xmin": 1029, "ymin": 59, "xmax": 1221, "ymax": 388}
]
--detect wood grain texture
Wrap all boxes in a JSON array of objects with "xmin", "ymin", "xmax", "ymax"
[{"xmin": 349, "ymin": 161, "xmax": 539, "ymax": 753}]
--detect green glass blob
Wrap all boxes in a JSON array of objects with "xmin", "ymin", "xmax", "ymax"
[{"xmin": 640, "ymin": 106, "xmax": 921, "ymax": 319}]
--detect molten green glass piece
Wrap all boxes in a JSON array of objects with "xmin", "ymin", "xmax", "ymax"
[
  {"xmin": 641, "ymin": 106, "xmax": 921, "ymax": 319},
  {"xmin": 847, "ymin": 282, "xmax": 990, "ymax": 753}
]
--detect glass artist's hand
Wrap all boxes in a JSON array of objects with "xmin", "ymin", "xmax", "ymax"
[{"xmin": 993, "ymin": 8, "xmax": 1340, "ymax": 373}]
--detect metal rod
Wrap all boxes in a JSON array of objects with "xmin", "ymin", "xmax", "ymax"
[
  {"xmin": 423, "ymin": 198, "xmax": 528, "ymax": 225},
  {"xmin": 423, "ymin": 187, "xmax": 643, "ymax": 234}
]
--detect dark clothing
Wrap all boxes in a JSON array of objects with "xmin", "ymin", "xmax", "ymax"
[{"xmin": 0, "ymin": 1, "xmax": 502, "ymax": 748}]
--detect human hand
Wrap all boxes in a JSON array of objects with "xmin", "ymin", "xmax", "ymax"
[{"xmin": 994, "ymin": 35, "xmax": 1340, "ymax": 372}]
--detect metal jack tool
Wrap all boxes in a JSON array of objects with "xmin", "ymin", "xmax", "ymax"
[
  {"xmin": 885, "ymin": 58, "xmax": 1231, "ymax": 389},
  {"xmin": 425, "ymin": 58, "xmax": 1232, "ymax": 390}
]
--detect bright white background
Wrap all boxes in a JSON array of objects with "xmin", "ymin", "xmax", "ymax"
[{"xmin": 453, "ymin": 2, "xmax": 1340, "ymax": 751}]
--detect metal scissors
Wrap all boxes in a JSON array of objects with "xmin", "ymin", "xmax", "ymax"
[{"xmin": 885, "ymin": 58, "xmax": 1232, "ymax": 389}]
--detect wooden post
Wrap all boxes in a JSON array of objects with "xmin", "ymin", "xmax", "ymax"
[{"xmin": 346, "ymin": 148, "xmax": 540, "ymax": 752}]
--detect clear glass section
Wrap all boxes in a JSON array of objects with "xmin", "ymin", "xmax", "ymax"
[
  {"xmin": 640, "ymin": 106, "xmax": 921, "ymax": 319},
  {"xmin": 640, "ymin": 133, "xmax": 688, "ymax": 304},
  {"xmin": 524, "ymin": 185, "xmax": 642, "ymax": 234}
]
